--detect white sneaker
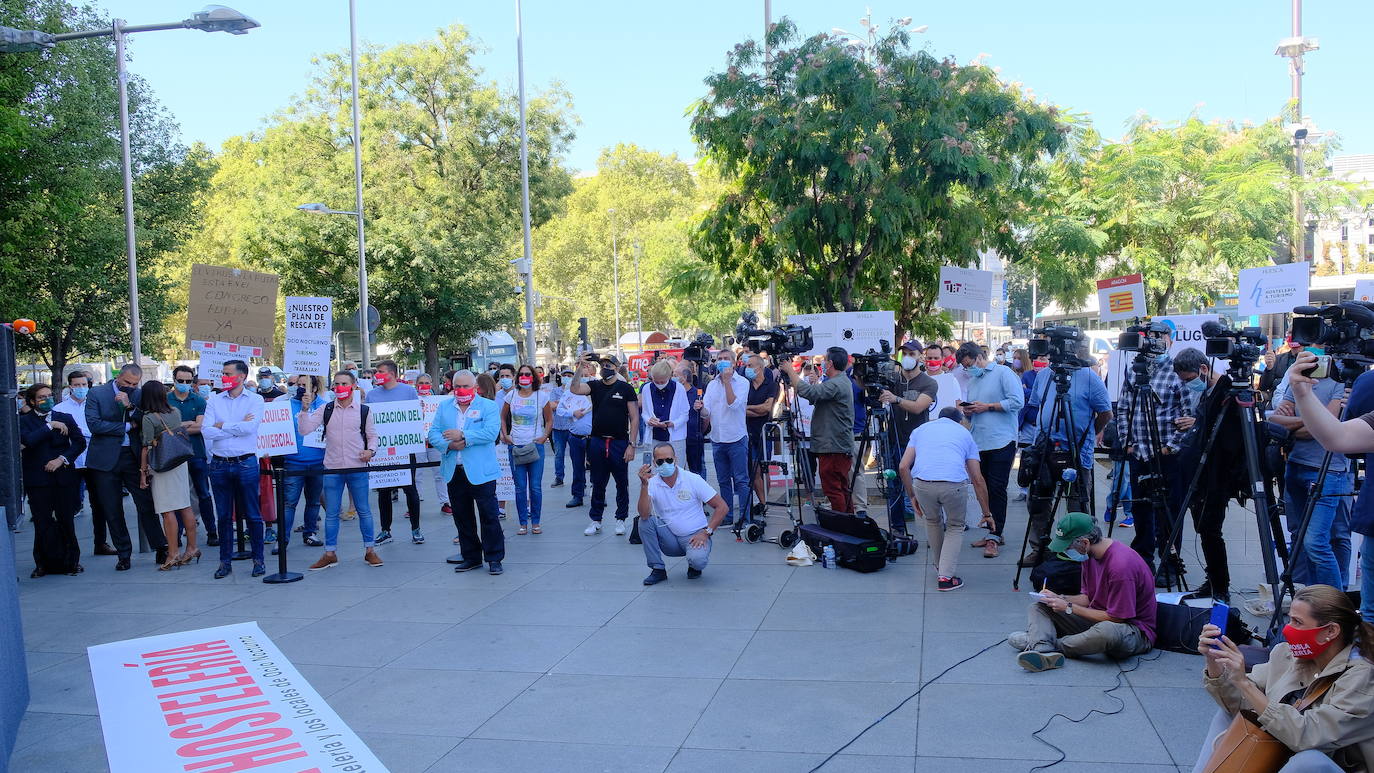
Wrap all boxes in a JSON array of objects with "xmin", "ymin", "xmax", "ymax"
[
  {"xmin": 1008, "ymin": 631, "xmax": 1031, "ymax": 651},
  {"xmin": 614, "ymin": 520, "xmax": 626, "ymax": 536},
  {"xmin": 584, "ymin": 521, "xmax": 602, "ymax": 536}
]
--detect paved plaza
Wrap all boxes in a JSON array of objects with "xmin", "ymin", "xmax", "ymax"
[{"xmin": 10, "ymin": 460, "xmax": 1281, "ymax": 772}]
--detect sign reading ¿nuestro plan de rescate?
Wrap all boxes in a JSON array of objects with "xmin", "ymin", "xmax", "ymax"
[{"xmin": 87, "ymin": 621, "xmax": 388, "ymax": 773}]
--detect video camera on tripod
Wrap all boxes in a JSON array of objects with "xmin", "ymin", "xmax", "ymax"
[
  {"xmin": 851, "ymin": 340, "xmax": 902, "ymax": 409},
  {"xmin": 735, "ymin": 310, "xmax": 813, "ymax": 357},
  {"xmin": 681, "ymin": 332, "xmax": 715, "ymax": 364},
  {"xmin": 1028, "ymin": 325, "xmax": 1088, "ymax": 370},
  {"xmin": 1202, "ymin": 320, "xmax": 1267, "ymax": 382},
  {"xmin": 1290, "ymin": 301, "xmax": 1374, "ymax": 382}
]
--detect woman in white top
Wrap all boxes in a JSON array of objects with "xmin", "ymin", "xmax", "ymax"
[{"xmin": 501, "ymin": 364, "xmax": 554, "ymax": 534}]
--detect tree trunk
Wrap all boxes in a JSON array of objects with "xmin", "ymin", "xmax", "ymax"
[
  {"xmin": 424, "ymin": 331, "xmax": 441, "ymax": 381},
  {"xmin": 48, "ymin": 340, "xmax": 68, "ymax": 388}
]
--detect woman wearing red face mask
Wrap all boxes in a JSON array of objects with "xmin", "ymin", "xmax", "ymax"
[
  {"xmin": 1194, "ymin": 585, "xmax": 1374, "ymax": 772},
  {"xmin": 501, "ymin": 365, "xmax": 554, "ymax": 535}
]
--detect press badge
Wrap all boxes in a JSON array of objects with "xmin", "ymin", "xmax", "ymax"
[{"xmin": 467, "ymin": 410, "xmax": 481, "ymax": 418}]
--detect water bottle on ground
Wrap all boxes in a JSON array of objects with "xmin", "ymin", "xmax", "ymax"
[{"xmin": 823, "ymin": 544, "xmax": 837, "ymax": 570}]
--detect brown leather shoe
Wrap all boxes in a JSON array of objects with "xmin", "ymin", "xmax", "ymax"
[
  {"xmin": 364, "ymin": 549, "xmax": 383, "ymax": 567},
  {"xmin": 93, "ymin": 543, "xmax": 118, "ymax": 556},
  {"xmin": 983, "ymin": 540, "xmax": 1000, "ymax": 559},
  {"xmin": 1017, "ymin": 548, "xmax": 1044, "ymax": 568},
  {"xmin": 971, "ymin": 537, "xmax": 992, "ymax": 548},
  {"xmin": 308, "ymin": 552, "xmax": 338, "ymax": 571}
]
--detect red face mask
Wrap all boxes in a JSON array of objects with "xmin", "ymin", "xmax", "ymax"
[
  {"xmin": 925, "ymin": 359, "xmax": 943, "ymax": 370},
  {"xmin": 334, "ymin": 384, "xmax": 354, "ymax": 400},
  {"xmin": 417, "ymin": 384, "xmax": 432, "ymax": 395},
  {"xmin": 221, "ymin": 375, "xmax": 241, "ymax": 390},
  {"xmin": 1033, "ymin": 359, "xmax": 1048, "ymax": 370},
  {"xmin": 454, "ymin": 387, "xmax": 476, "ymax": 404},
  {"xmin": 373, "ymin": 373, "xmax": 390, "ymax": 386},
  {"xmin": 943, "ymin": 356, "xmax": 956, "ymax": 370},
  {"xmin": 1283, "ymin": 623, "xmax": 1337, "ymax": 660},
  {"xmin": 518, "ymin": 375, "xmax": 533, "ymax": 387}
]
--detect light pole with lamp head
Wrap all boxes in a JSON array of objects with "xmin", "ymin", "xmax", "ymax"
[
  {"xmin": 297, "ymin": 203, "xmax": 370, "ymax": 368},
  {"xmin": 607, "ymin": 208, "xmax": 623, "ymax": 361},
  {"xmin": 1, "ymin": 5, "xmax": 259, "ymax": 369}
]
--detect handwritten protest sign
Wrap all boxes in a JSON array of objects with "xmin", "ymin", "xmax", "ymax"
[{"xmin": 185, "ymin": 264, "xmax": 279, "ymax": 357}]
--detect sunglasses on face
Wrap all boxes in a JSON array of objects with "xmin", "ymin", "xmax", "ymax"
[
  {"xmin": 653, "ymin": 457, "xmax": 675, "ymax": 467},
  {"xmin": 174, "ymin": 378, "xmax": 195, "ymax": 384}
]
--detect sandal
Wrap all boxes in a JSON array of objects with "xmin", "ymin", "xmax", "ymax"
[
  {"xmin": 971, "ymin": 537, "xmax": 992, "ymax": 548},
  {"xmin": 983, "ymin": 540, "xmax": 1000, "ymax": 559},
  {"xmin": 531, "ymin": 525, "xmax": 541, "ymax": 534},
  {"xmin": 517, "ymin": 526, "xmax": 528, "ymax": 535}
]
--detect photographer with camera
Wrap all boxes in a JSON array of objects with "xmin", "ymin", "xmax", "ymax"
[
  {"xmin": 956, "ymin": 342, "xmax": 1024, "ymax": 552},
  {"xmin": 1114, "ymin": 324, "xmax": 1191, "ymax": 578},
  {"xmin": 1019, "ymin": 337, "xmax": 1112, "ymax": 568},
  {"xmin": 779, "ymin": 348, "xmax": 856, "ymax": 514},
  {"xmin": 878, "ymin": 341, "xmax": 938, "ymax": 529}
]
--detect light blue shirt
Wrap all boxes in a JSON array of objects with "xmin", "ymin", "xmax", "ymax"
[
  {"xmin": 963, "ymin": 363, "xmax": 1024, "ymax": 451},
  {"xmin": 1274, "ymin": 376, "xmax": 1349, "ymax": 472},
  {"xmin": 906, "ymin": 417, "xmax": 980, "ymax": 482},
  {"xmin": 1026, "ymin": 367, "xmax": 1111, "ymax": 469}
]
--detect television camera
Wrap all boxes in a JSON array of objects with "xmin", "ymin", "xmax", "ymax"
[
  {"xmin": 1028, "ymin": 325, "xmax": 1088, "ymax": 370},
  {"xmin": 851, "ymin": 340, "xmax": 902, "ymax": 408},
  {"xmin": 735, "ymin": 310, "xmax": 813, "ymax": 357}
]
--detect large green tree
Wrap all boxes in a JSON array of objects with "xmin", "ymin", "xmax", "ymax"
[
  {"xmin": 689, "ymin": 17, "xmax": 1069, "ymax": 339},
  {"xmin": 182, "ymin": 25, "xmax": 575, "ymax": 374},
  {"xmin": 0, "ymin": 0, "xmax": 210, "ymax": 382}
]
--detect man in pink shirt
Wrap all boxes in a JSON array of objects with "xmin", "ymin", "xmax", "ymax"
[{"xmin": 297, "ymin": 371, "xmax": 383, "ymax": 569}]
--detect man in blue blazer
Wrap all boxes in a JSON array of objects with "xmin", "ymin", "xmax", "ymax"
[
  {"xmin": 428, "ymin": 369, "xmax": 505, "ymax": 575},
  {"xmin": 84, "ymin": 363, "xmax": 167, "ymax": 569}
]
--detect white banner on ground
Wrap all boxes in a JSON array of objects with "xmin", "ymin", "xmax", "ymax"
[
  {"xmin": 1238, "ymin": 261, "xmax": 1309, "ymax": 316},
  {"xmin": 255, "ymin": 400, "xmax": 298, "ymax": 458},
  {"xmin": 366, "ymin": 400, "xmax": 425, "ymax": 489},
  {"xmin": 1356, "ymin": 279, "xmax": 1374, "ymax": 303},
  {"xmin": 284, "ymin": 296, "xmax": 333, "ymax": 377},
  {"xmin": 87, "ymin": 621, "xmax": 385, "ymax": 773},
  {"xmin": 786, "ymin": 311, "xmax": 895, "ymax": 357},
  {"xmin": 1155, "ymin": 314, "xmax": 1218, "ymax": 356},
  {"xmin": 937, "ymin": 265, "xmax": 994, "ymax": 313},
  {"xmin": 496, "ymin": 443, "xmax": 515, "ymax": 501},
  {"xmin": 1096, "ymin": 273, "xmax": 1147, "ymax": 322}
]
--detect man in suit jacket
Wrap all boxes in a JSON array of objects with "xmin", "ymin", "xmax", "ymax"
[
  {"xmin": 428, "ymin": 369, "xmax": 504, "ymax": 575},
  {"xmin": 84, "ymin": 363, "xmax": 167, "ymax": 569}
]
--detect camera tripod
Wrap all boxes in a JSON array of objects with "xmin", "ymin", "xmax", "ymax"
[
  {"xmin": 1265, "ymin": 362, "xmax": 1363, "ymax": 642},
  {"xmin": 1164, "ymin": 367, "xmax": 1288, "ymax": 605},
  {"xmin": 1012, "ymin": 365, "xmax": 1097, "ymax": 591},
  {"xmin": 850, "ymin": 401, "xmax": 909, "ymax": 535},
  {"xmin": 1115, "ymin": 349, "xmax": 1187, "ymax": 584}
]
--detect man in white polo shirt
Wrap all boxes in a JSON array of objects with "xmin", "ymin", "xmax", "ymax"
[
  {"xmin": 898, "ymin": 406, "xmax": 992, "ymax": 592},
  {"xmin": 636, "ymin": 442, "xmax": 729, "ymax": 586}
]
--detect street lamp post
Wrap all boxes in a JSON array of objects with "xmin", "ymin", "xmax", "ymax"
[
  {"xmin": 296, "ymin": 203, "xmax": 369, "ymax": 367},
  {"xmin": 608, "ymin": 209, "xmax": 623, "ymax": 361},
  {"xmin": 515, "ymin": 0, "xmax": 537, "ymax": 366},
  {"xmin": 1275, "ymin": 0, "xmax": 1319, "ymax": 264},
  {"xmin": 634, "ymin": 240, "xmax": 644, "ymax": 354},
  {"xmin": 0, "ymin": 6, "xmax": 259, "ymax": 368}
]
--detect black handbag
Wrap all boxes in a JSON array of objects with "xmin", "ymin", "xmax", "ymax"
[{"xmin": 149, "ymin": 413, "xmax": 196, "ymax": 473}]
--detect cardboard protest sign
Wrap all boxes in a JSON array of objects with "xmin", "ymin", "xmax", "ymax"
[{"xmin": 185, "ymin": 264, "xmax": 279, "ymax": 357}]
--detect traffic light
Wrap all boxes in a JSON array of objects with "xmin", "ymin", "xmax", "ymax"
[{"xmin": 578, "ymin": 317, "xmax": 589, "ymax": 346}]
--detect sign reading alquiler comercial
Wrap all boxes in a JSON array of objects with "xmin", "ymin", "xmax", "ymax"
[{"xmin": 88, "ymin": 621, "xmax": 387, "ymax": 772}]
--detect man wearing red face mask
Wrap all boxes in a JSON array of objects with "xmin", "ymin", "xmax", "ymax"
[
  {"xmin": 297, "ymin": 370, "xmax": 383, "ymax": 570},
  {"xmin": 202, "ymin": 359, "xmax": 266, "ymax": 579},
  {"xmin": 428, "ymin": 369, "xmax": 505, "ymax": 575},
  {"xmin": 365, "ymin": 360, "xmax": 423, "ymax": 545}
]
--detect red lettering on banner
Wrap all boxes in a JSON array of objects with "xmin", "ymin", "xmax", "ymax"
[
  {"xmin": 142, "ymin": 640, "xmax": 232, "ymax": 664},
  {"xmin": 181, "ymin": 743, "xmax": 309, "ymax": 773},
  {"xmin": 176, "ymin": 728, "xmax": 294, "ymax": 758},
  {"xmin": 154, "ymin": 667, "xmax": 251, "ymax": 692},
  {"xmin": 164, "ymin": 700, "xmax": 272, "ymax": 727},
  {"xmin": 158, "ymin": 674, "xmax": 255, "ymax": 700},
  {"xmin": 169, "ymin": 712, "xmax": 282, "ymax": 740},
  {"xmin": 149, "ymin": 655, "xmax": 241, "ymax": 677},
  {"xmin": 160, "ymin": 685, "xmax": 265, "ymax": 714}
]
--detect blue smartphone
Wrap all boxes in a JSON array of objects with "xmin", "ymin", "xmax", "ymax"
[{"xmin": 1208, "ymin": 602, "xmax": 1230, "ymax": 648}]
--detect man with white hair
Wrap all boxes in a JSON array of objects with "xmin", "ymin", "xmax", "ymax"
[{"xmin": 639, "ymin": 359, "xmax": 690, "ymax": 471}]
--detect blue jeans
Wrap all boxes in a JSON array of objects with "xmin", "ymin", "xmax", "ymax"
[
  {"xmin": 567, "ymin": 434, "xmax": 588, "ymax": 500},
  {"xmin": 187, "ymin": 456, "xmax": 217, "ymax": 537},
  {"xmin": 883, "ymin": 433, "xmax": 911, "ymax": 533},
  {"xmin": 282, "ymin": 462, "xmax": 323, "ymax": 537},
  {"xmin": 1106, "ymin": 460, "xmax": 1133, "ymax": 521},
  {"xmin": 551, "ymin": 428, "xmax": 570, "ymax": 482},
  {"xmin": 510, "ymin": 443, "xmax": 545, "ymax": 525},
  {"xmin": 712, "ymin": 438, "xmax": 750, "ymax": 524},
  {"xmin": 209, "ymin": 456, "xmax": 263, "ymax": 566},
  {"xmin": 1285, "ymin": 464, "xmax": 1353, "ymax": 589},
  {"xmin": 322, "ymin": 471, "xmax": 375, "ymax": 552},
  {"xmin": 1361, "ymin": 542, "xmax": 1374, "ymax": 623}
]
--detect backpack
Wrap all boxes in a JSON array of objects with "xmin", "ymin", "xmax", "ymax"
[{"xmin": 321, "ymin": 402, "xmax": 370, "ymax": 450}]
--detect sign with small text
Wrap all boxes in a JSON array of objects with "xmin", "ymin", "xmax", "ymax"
[
  {"xmin": 1096, "ymin": 274, "xmax": 1147, "ymax": 322},
  {"xmin": 284, "ymin": 296, "xmax": 332, "ymax": 377},
  {"xmin": 1238, "ymin": 262, "xmax": 1309, "ymax": 316},
  {"xmin": 937, "ymin": 266, "xmax": 994, "ymax": 313}
]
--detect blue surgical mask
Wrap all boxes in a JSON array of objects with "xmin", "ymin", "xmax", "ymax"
[
  {"xmin": 900, "ymin": 356, "xmax": 917, "ymax": 371},
  {"xmin": 1186, "ymin": 377, "xmax": 1206, "ymax": 393},
  {"xmin": 744, "ymin": 367, "xmax": 757, "ymax": 379},
  {"xmin": 349, "ymin": 369, "xmax": 358, "ymax": 378},
  {"xmin": 966, "ymin": 366, "xmax": 986, "ymax": 378},
  {"xmin": 1064, "ymin": 548, "xmax": 1089, "ymax": 563},
  {"xmin": 174, "ymin": 382, "xmax": 191, "ymax": 394},
  {"xmin": 499, "ymin": 377, "xmax": 513, "ymax": 389},
  {"xmin": 71, "ymin": 386, "xmax": 89, "ymax": 400},
  {"xmin": 197, "ymin": 384, "xmax": 212, "ymax": 398},
  {"xmin": 656, "ymin": 461, "xmax": 677, "ymax": 478},
  {"xmin": 716, "ymin": 361, "xmax": 732, "ymax": 374}
]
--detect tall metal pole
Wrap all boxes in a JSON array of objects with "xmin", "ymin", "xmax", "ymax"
[
  {"xmin": 1290, "ymin": 0, "xmax": 1306, "ymax": 265},
  {"xmin": 515, "ymin": 0, "xmax": 537, "ymax": 365},
  {"xmin": 634, "ymin": 241, "xmax": 644, "ymax": 353},
  {"xmin": 114, "ymin": 21, "xmax": 142, "ymax": 368},
  {"xmin": 348, "ymin": 0, "xmax": 371, "ymax": 369},
  {"xmin": 763, "ymin": 0, "xmax": 779, "ymax": 326},
  {"xmin": 611, "ymin": 226, "xmax": 622, "ymax": 361}
]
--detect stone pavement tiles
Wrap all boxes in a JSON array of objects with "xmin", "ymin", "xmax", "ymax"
[{"xmin": 11, "ymin": 458, "xmax": 1274, "ymax": 772}]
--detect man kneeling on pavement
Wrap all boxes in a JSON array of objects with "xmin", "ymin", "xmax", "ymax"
[
  {"xmin": 638, "ymin": 442, "xmax": 728, "ymax": 586},
  {"xmin": 1012, "ymin": 512, "xmax": 1157, "ymax": 672}
]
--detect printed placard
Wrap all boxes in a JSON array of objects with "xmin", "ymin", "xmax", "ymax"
[
  {"xmin": 1096, "ymin": 274, "xmax": 1147, "ymax": 322},
  {"xmin": 366, "ymin": 399, "xmax": 425, "ymax": 488},
  {"xmin": 420, "ymin": 395, "xmax": 452, "ymax": 442},
  {"xmin": 284, "ymin": 296, "xmax": 333, "ymax": 377},
  {"xmin": 1238, "ymin": 261, "xmax": 1309, "ymax": 316},
  {"xmin": 255, "ymin": 400, "xmax": 299, "ymax": 457},
  {"xmin": 786, "ymin": 310, "xmax": 895, "ymax": 357},
  {"xmin": 496, "ymin": 443, "xmax": 515, "ymax": 501},
  {"xmin": 87, "ymin": 622, "xmax": 385, "ymax": 773},
  {"xmin": 937, "ymin": 265, "xmax": 994, "ymax": 313}
]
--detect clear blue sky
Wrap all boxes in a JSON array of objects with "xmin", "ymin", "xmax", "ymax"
[{"xmin": 86, "ymin": 0, "xmax": 1372, "ymax": 173}]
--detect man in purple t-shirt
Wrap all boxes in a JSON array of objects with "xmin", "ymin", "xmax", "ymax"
[{"xmin": 1011, "ymin": 512, "xmax": 1157, "ymax": 672}]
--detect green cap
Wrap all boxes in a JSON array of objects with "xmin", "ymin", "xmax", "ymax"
[{"xmin": 1047, "ymin": 512, "xmax": 1095, "ymax": 553}]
